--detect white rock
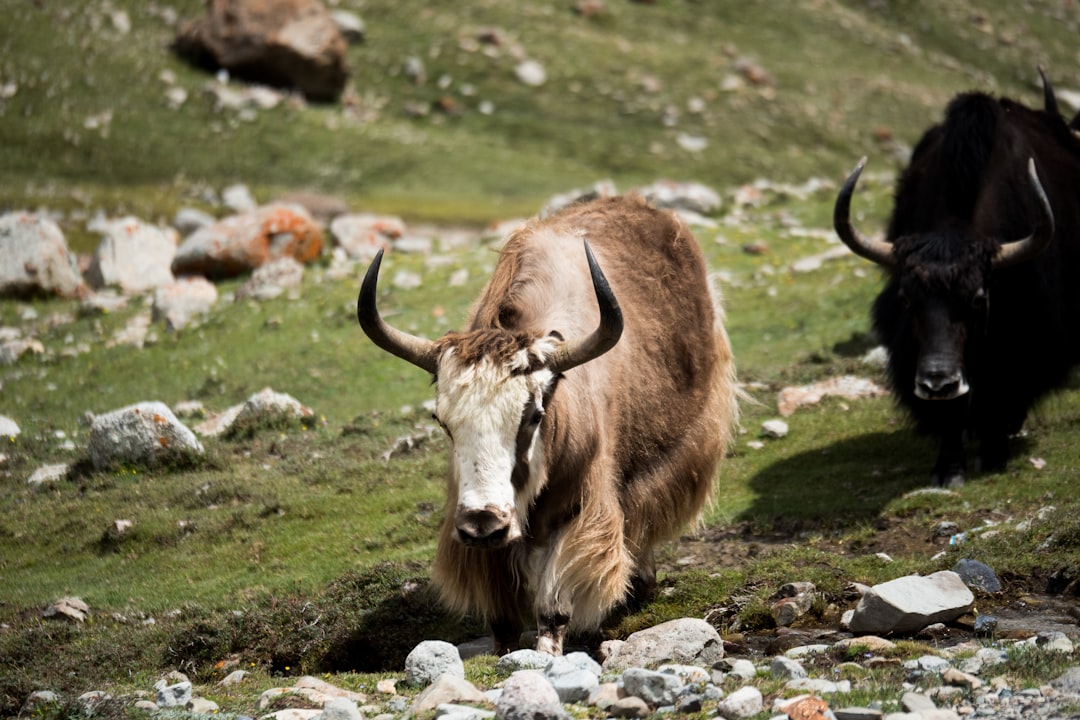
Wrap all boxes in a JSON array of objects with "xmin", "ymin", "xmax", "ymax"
[
  {"xmin": 406, "ymin": 640, "xmax": 465, "ymax": 687},
  {"xmin": 715, "ymin": 685, "xmax": 763, "ymax": 719},
  {"xmin": 152, "ymin": 276, "xmax": 218, "ymax": 330},
  {"xmin": 85, "ymin": 217, "xmax": 177, "ymax": 294},
  {"xmin": 87, "ymin": 401, "xmax": 204, "ymax": 470},
  {"xmin": 27, "ymin": 463, "xmax": 69, "ymax": 486},
  {"xmin": 0, "ymin": 212, "xmax": 84, "ymax": 297},
  {"xmin": 515, "ymin": 60, "xmax": 546, "ymax": 87},
  {"xmin": 761, "ymin": 419, "xmax": 789, "ymax": 438}
]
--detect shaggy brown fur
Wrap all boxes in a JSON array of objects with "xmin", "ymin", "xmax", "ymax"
[{"xmin": 429, "ymin": 195, "xmax": 739, "ymax": 653}]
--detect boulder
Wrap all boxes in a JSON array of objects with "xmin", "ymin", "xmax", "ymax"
[
  {"xmin": 153, "ymin": 276, "xmax": 219, "ymax": 330},
  {"xmin": 85, "ymin": 217, "xmax": 177, "ymax": 293},
  {"xmin": 0, "ymin": 212, "xmax": 84, "ymax": 298},
  {"xmin": 172, "ymin": 204, "xmax": 323, "ymax": 279},
  {"xmin": 174, "ymin": 0, "xmax": 349, "ymax": 102},
  {"xmin": 495, "ymin": 671, "xmax": 566, "ymax": 720},
  {"xmin": 602, "ymin": 618, "xmax": 723, "ymax": 671},
  {"xmin": 405, "ymin": 640, "xmax": 465, "ymax": 687},
  {"xmin": 329, "ymin": 213, "xmax": 404, "ymax": 260},
  {"xmin": 848, "ymin": 571, "xmax": 974, "ymax": 635},
  {"xmin": 87, "ymin": 401, "xmax": 204, "ymax": 470}
]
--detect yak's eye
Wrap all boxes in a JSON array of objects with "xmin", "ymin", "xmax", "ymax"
[
  {"xmin": 897, "ymin": 289, "xmax": 911, "ymax": 309},
  {"xmin": 525, "ymin": 405, "xmax": 544, "ymax": 428}
]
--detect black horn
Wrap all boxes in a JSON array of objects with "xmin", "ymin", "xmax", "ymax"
[
  {"xmin": 993, "ymin": 158, "xmax": 1056, "ymax": 268},
  {"xmin": 357, "ymin": 249, "xmax": 440, "ymax": 374},
  {"xmin": 834, "ymin": 157, "xmax": 896, "ymax": 267},
  {"xmin": 1038, "ymin": 65, "xmax": 1060, "ymax": 117},
  {"xmin": 549, "ymin": 241, "xmax": 624, "ymax": 374}
]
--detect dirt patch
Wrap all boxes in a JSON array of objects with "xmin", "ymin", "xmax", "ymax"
[{"xmin": 658, "ymin": 518, "xmax": 1080, "ymax": 654}]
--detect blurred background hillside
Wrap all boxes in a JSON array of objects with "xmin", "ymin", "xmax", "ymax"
[{"xmin": 2, "ymin": 0, "xmax": 1079, "ymax": 231}]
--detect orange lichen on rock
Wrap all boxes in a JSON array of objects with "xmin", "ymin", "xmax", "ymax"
[{"xmin": 172, "ymin": 204, "xmax": 324, "ymax": 279}]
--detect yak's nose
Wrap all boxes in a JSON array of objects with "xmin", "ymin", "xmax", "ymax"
[
  {"xmin": 915, "ymin": 366, "xmax": 969, "ymax": 400},
  {"xmin": 454, "ymin": 507, "xmax": 517, "ymax": 547}
]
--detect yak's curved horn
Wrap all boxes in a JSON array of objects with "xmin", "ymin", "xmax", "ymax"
[
  {"xmin": 994, "ymin": 158, "xmax": 1056, "ymax": 269},
  {"xmin": 549, "ymin": 241, "xmax": 624, "ymax": 375},
  {"xmin": 1039, "ymin": 65, "xmax": 1060, "ymax": 117},
  {"xmin": 357, "ymin": 249, "xmax": 440, "ymax": 374},
  {"xmin": 834, "ymin": 157, "xmax": 896, "ymax": 267}
]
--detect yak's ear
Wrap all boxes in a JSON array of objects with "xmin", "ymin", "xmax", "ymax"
[{"xmin": 547, "ymin": 330, "xmax": 565, "ymax": 342}]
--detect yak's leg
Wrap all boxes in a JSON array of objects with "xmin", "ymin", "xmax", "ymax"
[
  {"xmin": 535, "ymin": 610, "xmax": 571, "ymax": 656},
  {"xmin": 490, "ymin": 614, "xmax": 526, "ymax": 656},
  {"xmin": 627, "ymin": 548, "xmax": 657, "ymax": 611},
  {"xmin": 932, "ymin": 427, "xmax": 965, "ymax": 488},
  {"xmin": 532, "ymin": 483, "xmax": 632, "ymax": 655},
  {"xmin": 976, "ymin": 431, "xmax": 1009, "ymax": 474}
]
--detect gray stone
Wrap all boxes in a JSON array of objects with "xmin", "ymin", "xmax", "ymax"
[
  {"xmin": 236, "ymin": 256, "xmax": 305, "ymax": 301},
  {"xmin": 715, "ymin": 685, "xmax": 763, "ymax": 719},
  {"xmin": 152, "ymin": 276, "xmax": 218, "ymax": 330},
  {"xmin": 543, "ymin": 652, "xmax": 600, "ymax": 702},
  {"xmin": 900, "ymin": 691, "xmax": 937, "ymax": 713},
  {"xmin": 85, "ymin": 217, "xmax": 177, "ymax": 294},
  {"xmin": 973, "ymin": 614, "xmax": 998, "ymax": 636},
  {"xmin": 785, "ymin": 678, "xmax": 851, "ymax": 694},
  {"xmin": 21, "ymin": 690, "xmax": 61, "ymax": 714},
  {"xmin": 319, "ymin": 697, "xmax": 363, "ymax": 720},
  {"xmin": 657, "ymin": 663, "xmax": 710, "ymax": 685},
  {"xmin": 434, "ymin": 703, "xmax": 495, "ymax": 720},
  {"xmin": 156, "ymin": 680, "xmax": 193, "ymax": 707},
  {"xmin": 43, "ymin": 596, "xmax": 89, "ymax": 622},
  {"xmin": 952, "ymin": 559, "xmax": 1002, "ymax": 593},
  {"xmin": 1051, "ymin": 666, "xmax": 1080, "ymax": 695},
  {"xmin": 603, "ymin": 618, "xmax": 723, "ymax": 671},
  {"xmin": 410, "ymin": 674, "xmax": 487, "ymax": 717},
  {"xmin": 905, "ymin": 655, "xmax": 951, "ymax": 673},
  {"xmin": 88, "ymin": 401, "xmax": 204, "ymax": 470},
  {"xmin": 1035, "ymin": 631, "xmax": 1075, "ymax": 653},
  {"xmin": 546, "ymin": 668, "xmax": 597, "ymax": 703},
  {"xmin": 621, "ymin": 667, "xmax": 683, "ymax": 707},
  {"xmin": 405, "ymin": 640, "xmax": 465, "ymax": 687},
  {"xmin": 770, "ymin": 655, "xmax": 807, "ymax": 680},
  {"xmin": 834, "ymin": 708, "xmax": 883, "ymax": 720},
  {"xmin": 0, "ymin": 212, "xmax": 84, "ymax": 298},
  {"xmin": 610, "ymin": 696, "xmax": 650, "ymax": 718},
  {"xmin": 714, "ymin": 657, "xmax": 757, "ymax": 681},
  {"xmin": 675, "ymin": 693, "xmax": 703, "ymax": 713},
  {"xmin": 848, "ymin": 571, "xmax": 974, "ymax": 634},
  {"xmin": 188, "ymin": 696, "xmax": 220, "ymax": 713},
  {"xmin": 497, "ymin": 649, "xmax": 553, "ymax": 673},
  {"xmin": 547, "ymin": 652, "xmax": 601, "ymax": 677},
  {"xmin": 635, "ymin": 179, "xmax": 722, "ymax": 215},
  {"xmin": 329, "ymin": 213, "xmax": 404, "ymax": 260},
  {"xmin": 495, "ymin": 670, "xmax": 566, "ymax": 720}
]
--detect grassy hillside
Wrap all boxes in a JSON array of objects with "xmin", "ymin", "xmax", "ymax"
[
  {"xmin": 2, "ymin": 0, "xmax": 1079, "ymax": 227},
  {"xmin": 1, "ymin": 0, "xmax": 1080, "ymax": 716}
]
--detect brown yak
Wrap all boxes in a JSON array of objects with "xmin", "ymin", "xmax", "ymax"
[{"xmin": 357, "ymin": 195, "xmax": 738, "ymax": 654}]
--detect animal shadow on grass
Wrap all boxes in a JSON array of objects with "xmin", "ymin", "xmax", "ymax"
[{"xmin": 737, "ymin": 429, "xmax": 951, "ymax": 535}]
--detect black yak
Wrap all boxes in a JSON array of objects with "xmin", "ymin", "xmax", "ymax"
[{"xmin": 834, "ymin": 70, "xmax": 1080, "ymax": 486}]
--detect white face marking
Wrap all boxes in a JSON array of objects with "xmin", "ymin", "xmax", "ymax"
[{"xmin": 436, "ymin": 344, "xmax": 557, "ymax": 539}]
